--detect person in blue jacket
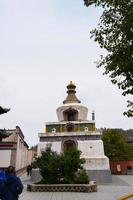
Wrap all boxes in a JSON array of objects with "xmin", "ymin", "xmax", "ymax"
[
  {"xmin": 0, "ymin": 169, "xmax": 6, "ymax": 180},
  {"xmin": 0, "ymin": 166, "xmax": 23, "ymax": 200},
  {"xmin": 0, "ymin": 168, "xmax": 6, "ymax": 199}
]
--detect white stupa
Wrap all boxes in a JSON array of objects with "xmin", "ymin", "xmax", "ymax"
[{"xmin": 38, "ymin": 81, "xmax": 111, "ymax": 182}]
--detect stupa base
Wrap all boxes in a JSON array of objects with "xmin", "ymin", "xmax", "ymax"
[{"xmin": 87, "ymin": 169, "xmax": 112, "ymax": 183}]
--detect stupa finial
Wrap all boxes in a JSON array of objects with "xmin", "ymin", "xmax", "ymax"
[{"xmin": 63, "ymin": 81, "xmax": 81, "ymax": 104}]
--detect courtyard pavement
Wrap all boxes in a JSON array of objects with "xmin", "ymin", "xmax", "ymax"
[{"xmin": 19, "ymin": 173, "xmax": 133, "ymax": 200}]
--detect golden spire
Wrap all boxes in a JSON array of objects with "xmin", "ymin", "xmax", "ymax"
[{"xmin": 63, "ymin": 81, "xmax": 81, "ymax": 104}]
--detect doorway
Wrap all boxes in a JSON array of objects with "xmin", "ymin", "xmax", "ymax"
[{"xmin": 63, "ymin": 140, "xmax": 76, "ymax": 151}]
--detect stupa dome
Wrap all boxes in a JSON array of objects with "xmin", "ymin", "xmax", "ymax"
[{"xmin": 56, "ymin": 82, "xmax": 88, "ymax": 122}]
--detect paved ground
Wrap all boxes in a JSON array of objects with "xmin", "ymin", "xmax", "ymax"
[{"xmin": 19, "ymin": 173, "xmax": 133, "ymax": 200}]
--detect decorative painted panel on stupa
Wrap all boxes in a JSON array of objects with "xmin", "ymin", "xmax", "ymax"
[{"xmin": 38, "ymin": 81, "xmax": 112, "ymax": 183}]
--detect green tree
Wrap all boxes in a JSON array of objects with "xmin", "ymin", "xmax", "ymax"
[
  {"xmin": 102, "ymin": 129, "xmax": 133, "ymax": 160},
  {"xmin": 75, "ymin": 169, "xmax": 90, "ymax": 184},
  {"xmin": 0, "ymin": 106, "xmax": 10, "ymax": 141},
  {"xmin": 33, "ymin": 146, "xmax": 89, "ymax": 184},
  {"xmin": 0, "ymin": 106, "xmax": 10, "ymax": 115},
  {"xmin": 33, "ymin": 146, "xmax": 62, "ymax": 184},
  {"xmin": 60, "ymin": 148, "xmax": 86, "ymax": 183},
  {"xmin": 0, "ymin": 129, "xmax": 11, "ymax": 141},
  {"xmin": 83, "ymin": 0, "xmax": 133, "ymax": 116}
]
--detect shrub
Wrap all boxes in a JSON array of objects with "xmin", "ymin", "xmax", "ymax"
[
  {"xmin": 33, "ymin": 146, "xmax": 89, "ymax": 184},
  {"xmin": 60, "ymin": 148, "xmax": 86, "ymax": 183},
  {"xmin": 75, "ymin": 169, "xmax": 89, "ymax": 184},
  {"xmin": 33, "ymin": 146, "xmax": 61, "ymax": 184}
]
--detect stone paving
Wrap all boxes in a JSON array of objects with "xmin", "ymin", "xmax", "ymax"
[{"xmin": 19, "ymin": 173, "xmax": 133, "ymax": 200}]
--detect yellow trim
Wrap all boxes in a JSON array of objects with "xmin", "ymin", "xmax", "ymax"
[
  {"xmin": 60, "ymin": 124, "xmax": 62, "ymax": 132},
  {"xmin": 78, "ymin": 124, "xmax": 80, "ymax": 132},
  {"xmin": 117, "ymin": 193, "xmax": 133, "ymax": 200},
  {"xmin": 92, "ymin": 123, "xmax": 96, "ymax": 131}
]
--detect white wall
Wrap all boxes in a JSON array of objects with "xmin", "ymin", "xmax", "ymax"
[
  {"xmin": 0, "ymin": 150, "xmax": 11, "ymax": 168},
  {"xmin": 78, "ymin": 140, "xmax": 104, "ymax": 158},
  {"xmin": 38, "ymin": 140, "xmax": 104, "ymax": 158},
  {"xmin": 83, "ymin": 157, "xmax": 110, "ymax": 170},
  {"xmin": 15, "ymin": 135, "xmax": 33, "ymax": 171},
  {"xmin": 37, "ymin": 139, "xmax": 110, "ymax": 171},
  {"xmin": 78, "ymin": 140, "xmax": 110, "ymax": 170},
  {"xmin": 38, "ymin": 141, "xmax": 62, "ymax": 156},
  {"xmin": 1, "ymin": 128, "xmax": 33, "ymax": 171}
]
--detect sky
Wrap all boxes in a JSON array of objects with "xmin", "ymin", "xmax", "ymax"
[{"xmin": 0, "ymin": 0, "xmax": 132, "ymax": 147}]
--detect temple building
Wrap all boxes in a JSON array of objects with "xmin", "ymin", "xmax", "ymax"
[
  {"xmin": 0, "ymin": 126, "xmax": 33, "ymax": 172},
  {"xmin": 38, "ymin": 82, "xmax": 111, "ymax": 182},
  {"xmin": 0, "ymin": 106, "xmax": 34, "ymax": 172}
]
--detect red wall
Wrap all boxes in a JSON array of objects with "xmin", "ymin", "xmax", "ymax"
[{"xmin": 110, "ymin": 160, "xmax": 133, "ymax": 174}]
